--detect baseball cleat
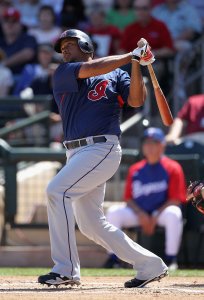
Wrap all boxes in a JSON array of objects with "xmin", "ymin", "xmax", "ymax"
[
  {"xmin": 124, "ymin": 269, "xmax": 168, "ymax": 288},
  {"xmin": 38, "ymin": 272, "xmax": 80, "ymax": 287}
]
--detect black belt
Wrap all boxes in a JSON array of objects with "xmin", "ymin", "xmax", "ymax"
[{"xmin": 64, "ymin": 136, "xmax": 107, "ymax": 150}]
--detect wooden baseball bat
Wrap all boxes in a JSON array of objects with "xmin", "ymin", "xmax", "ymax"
[{"xmin": 147, "ymin": 64, "xmax": 173, "ymax": 126}]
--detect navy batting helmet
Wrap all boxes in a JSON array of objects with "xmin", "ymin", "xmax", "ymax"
[{"xmin": 54, "ymin": 29, "xmax": 94, "ymax": 54}]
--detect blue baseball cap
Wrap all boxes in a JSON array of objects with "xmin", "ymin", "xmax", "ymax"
[{"xmin": 143, "ymin": 127, "xmax": 165, "ymax": 143}]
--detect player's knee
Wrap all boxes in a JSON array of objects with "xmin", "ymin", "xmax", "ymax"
[
  {"xmin": 164, "ymin": 206, "xmax": 182, "ymax": 222},
  {"xmin": 77, "ymin": 222, "xmax": 94, "ymax": 240},
  {"xmin": 46, "ymin": 180, "xmax": 56, "ymax": 200},
  {"xmin": 78, "ymin": 219, "xmax": 105, "ymax": 241}
]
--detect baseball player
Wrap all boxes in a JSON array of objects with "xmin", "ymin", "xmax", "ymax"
[
  {"xmin": 38, "ymin": 29, "xmax": 168, "ymax": 288},
  {"xmin": 105, "ymin": 127, "xmax": 186, "ymax": 270}
]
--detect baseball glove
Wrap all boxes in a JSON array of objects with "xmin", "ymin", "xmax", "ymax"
[{"xmin": 186, "ymin": 181, "xmax": 204, "ymax": 214}]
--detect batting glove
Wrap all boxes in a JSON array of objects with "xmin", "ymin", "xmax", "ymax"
[{"xmin": 132, "ymin": 44, "xmax": 155, "ymax": 66}]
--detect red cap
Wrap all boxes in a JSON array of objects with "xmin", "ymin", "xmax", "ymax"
[{"xmin": 3, "ymin": 7, "xmax": 21, "ymax": 21}]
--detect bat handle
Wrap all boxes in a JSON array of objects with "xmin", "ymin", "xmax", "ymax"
[{"xmin": 147, "ymin": 64, "xmax": 159, "ymax": 89}]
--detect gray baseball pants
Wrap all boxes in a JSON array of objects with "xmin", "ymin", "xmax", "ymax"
[{"xmin": 46, "ymin": 135, "xmax": 167, "ymax": 281}]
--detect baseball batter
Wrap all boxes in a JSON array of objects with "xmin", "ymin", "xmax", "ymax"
[{"xmin": 38, "ymin": 29, "xmax": 168, "ymax": 288}]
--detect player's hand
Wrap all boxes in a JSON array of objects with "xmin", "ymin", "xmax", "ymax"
[
  {"xmin": 132, "ymin": 38, "xmax": 155, "ymax": 66},
  {"xmin": 147, "ymin": 215, "xmax": 157, "ymax": 235},
  {"xmin": 140, "ymin": 45, "xmax": 155, "ymax": 66},
  {"xmin": 138, "ymin": 211, "xmax": 153, "ymax": 235}
]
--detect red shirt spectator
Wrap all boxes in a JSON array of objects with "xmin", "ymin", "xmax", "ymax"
[
  {"xmin": 120, "ymin": 17, "xmax": 173, "ymax": 53},
  {"xmin": 87, "ymin": 25, "xmax": 121, "ymax": 56},
  {"xmin": 177, "ymin": 94, "xmax": 204, "ymax": 134},
  {"xmin": 166, "ymin": 94, "xmax": 204, "ymax": 145},
  {"xmin": 152, "ymin": 0, "xmax": 165, "ymax": 7},
  {"xmin": 86, "ymin": 3, "xmax": 121, "ymax": 57}
]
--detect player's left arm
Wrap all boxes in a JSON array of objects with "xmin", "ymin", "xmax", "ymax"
[
  {"xmin": 127, "ymin": 39, "xmax": 155, "ymax": 107},
  {"xmin": 127, "ymin": 59, "xmax": 146, "ymax": 107}
]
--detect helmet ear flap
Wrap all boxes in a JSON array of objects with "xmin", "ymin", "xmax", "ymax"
[{"xmin": 78, "ymin": 39, "xmax": 94, "ymax": 55}]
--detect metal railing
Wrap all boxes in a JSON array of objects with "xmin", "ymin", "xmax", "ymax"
[{"xmin": 0, "ymin": 95, "xmax": 53, "ymax": 146}]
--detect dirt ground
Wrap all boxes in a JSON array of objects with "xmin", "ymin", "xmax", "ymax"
[{"xmin": 0, "ymin": 276, "xmax": 204, "ymax": 300}]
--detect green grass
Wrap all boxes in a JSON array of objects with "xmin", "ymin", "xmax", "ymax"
[{"xmin": 0, "ymin": 268, "xmax": 203, "ymax": 277}]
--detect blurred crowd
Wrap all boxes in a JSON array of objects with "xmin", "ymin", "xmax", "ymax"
[{"xmin": 0, "ymin": 0, "xmax": 203, "ymax": 144}]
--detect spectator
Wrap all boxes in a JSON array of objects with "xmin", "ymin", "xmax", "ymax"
[
  {"xmin": 86, "ymin": 2, "xmax": 121, "ymax": 57},
  {"xmin": 83, "ymin": 0, "xmax": 114, "ymax": 12},
  {"xmin": 152, "ymin": 0, "xmax": 203, "ymax": 52},
  {"xmin": 120, "ymin": 0, "xmax": 174, "ymax": 82},
  {"xmin": 0, "ymin": 7, "xmax": 38, "ymax": 83},
  {"xmin": 14, "ymin": 0, "xmax": 41, "ymax": 29},
  {"xmin": 59, "ymin": 0, "xmax": 88, "ymax": 31},
  {"xmin": 0, "ymin": 47, "xmax": 13, "ymax": 97},
  {"xmin": 152, "ymin": 0, "xmax": 165, "ymax": 7},
  {"xmin": 28, "ymin": 5, "xmax": 62, "ymax": 45},
  {"xmin": 0, "ymin": 0, "xmax": 12, "ymax": 15},
  {"xmin": 20, "ymin": 62, "xmax": 63, "ymax": 145},
  {"xmin": 40, "ymin": 0, "xmax": 64, "ymax": 16},
  {"xmin": 119, "ymin": 0, "xmax": 175, "ymax": 114},
  {"xmin": 13, "ymin": 43, "xmax": 55, "ymax": 96},
  {"xmin": 187, "ymin": 0, "xmax": 204, "ymax": 28},
  {"xmin": 165, "ymin": 94, "xmax": 204, "ymax": 145},
  {"xmin": 0, "ymin": 0, "xmax": 13, "ymax": 38},
  {"xmin": 105, "ymin": 127, "xmax": 186, "ymax": 270},
  {"xmin": 105, "ymin": 0, "xmax": 136, "ymax": 31}
]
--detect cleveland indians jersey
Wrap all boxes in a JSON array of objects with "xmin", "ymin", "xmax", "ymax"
[
  {"xmin": 52, "ymin": 62, "xmax": 130, "ymax": 140},
  {"xmin": 124, "ymin": 156, "xmax": 186, "ymax": 213}
]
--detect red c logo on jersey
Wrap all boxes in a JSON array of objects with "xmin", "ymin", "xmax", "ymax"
[{"xmin": 88, "ymin": 80, "xmax": 109, "ymax": 101}]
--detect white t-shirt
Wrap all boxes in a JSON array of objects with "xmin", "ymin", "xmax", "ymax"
[{"xmin": 28, "ymin": 27, "xmax": 62, "ymax": 44}]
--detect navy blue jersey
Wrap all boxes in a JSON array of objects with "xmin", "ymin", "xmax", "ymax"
[
  {"xmin": 0, "ymin": 33, "xmax": 37, "ymax": 74},
  {"xmin": 52, "ymin": 62, "xmax": 130, "ymax": 140}
]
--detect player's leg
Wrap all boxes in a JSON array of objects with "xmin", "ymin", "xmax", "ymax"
[
  {"xmin": 104, "ymin": 203, "xmax": 140, "ymax": 267},
  {"xmin": 38, "ymin": 180, "xmax": 81, "ymax": 286},
  {"xmin": 73, "ymin": 185, "xmax": 168, "ymax": 284},
  {"xmin": 157, "ymin": 205, "xmax": 183, "ymax": 269},
  {"xmin": 38, "ymin": 138, "xmax": 121, "ymax": 285}
]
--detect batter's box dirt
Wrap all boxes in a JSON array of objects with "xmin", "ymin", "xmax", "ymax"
[{"xmin": 0, "ymin": 276, "xmax": 203, "ymax": 300}]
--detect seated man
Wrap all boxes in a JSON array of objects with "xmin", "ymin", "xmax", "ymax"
[
  {"xmin": 105, "ymin": 127, "xmax": 186, "ymax": 270},
  {"xmin": 0, "ymin": 7, "xmax": 37, "ymax": 83},
  {"xmin": 165, "ymin": 94, "xmax": 204, "ymax": 145}
]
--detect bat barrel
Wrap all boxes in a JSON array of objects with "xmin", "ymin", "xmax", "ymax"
[{"xmin": 147, "ymin": 65, "xmax": 173, "ymax": 126}]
